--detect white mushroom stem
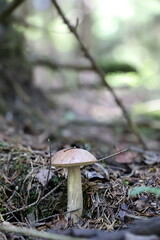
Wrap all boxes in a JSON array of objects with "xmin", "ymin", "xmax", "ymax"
[{"xmin": 67, "ymin": 166, "xmax": 83, "ymax": 223}]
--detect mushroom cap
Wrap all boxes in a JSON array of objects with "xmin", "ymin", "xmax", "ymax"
[{"xmin": 51, "ymin": 148, "xmax": 97, "ymax": 167}]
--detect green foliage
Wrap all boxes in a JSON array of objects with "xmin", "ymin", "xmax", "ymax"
[
  {"xmin": 129, "ymin": 186, "xmax": 160, "ymax": 196},
  {"xmin": 121, "ymin": 178, "xmax": 129, "ymax": 186},
  {"xmin": 133, "ymin": 100, "xmax": 160, "ymax": 118},
  {"xmin": 107, "ymin": 73, "xmax": 139, "ymax": 87},
  {"xmin": 101, "ymin": 62, "xmax": 138, "ymax": 74}
]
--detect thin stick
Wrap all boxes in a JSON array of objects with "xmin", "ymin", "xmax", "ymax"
[
  {"xmin": 34, "ymin": 59, "xmax": 137, "ymax": 73},
  {"xmin": 39, "ymin": 138, "xmax": 52, "ymax": 202},
  {"xmin": 51, "ymin": 0, "xmax": 146, "ymax": 149},
  {"xmin": 98, "ymin": 148, "xmax": 129, "ymax": 161},
  {"xmin": 46, "ymin": 138, "xmax": 52, "ymax": 186},
  {"xmin": 34, "ymin": 208, "xmax": 81, "ymax": 224},
  {"xmin": 2, "ymin": 179, "xmax": 66, "ymax": 217},
  {"xmin": 0, "ymin": 222, "xmax": 87, "ymax": 240}
]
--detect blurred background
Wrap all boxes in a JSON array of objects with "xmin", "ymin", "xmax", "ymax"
[{"xmin": 0, "ymin": 0, "xmax": 160, "ymax": 151}]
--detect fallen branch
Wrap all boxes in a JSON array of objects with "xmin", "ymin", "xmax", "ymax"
[
  {"xmin": 50, "ymin": 0, "xmax": 146, "ymax": 149},
  {"xmin": 0, "ymin": 0, "xmax": 25, "ymax": 24},
  {"xmin": 48, "ymin": 84, "xmax": 129, "ymax": 94},
  {"xmin": 54, "ymin": 117, "xmax": 160, "ymax": 129},
  {"xmin": 1, "ymin": 216, "xmax": 160, "ymax": 240},
  {"xmin": 0, "ymin": 222, "xmax": 87, "ymax": 240},
  {"xmin": 45, "ymin": 216, "xmax": 160, "ymax": 240},
  {"xmin": 34, "ymin": 59, "xmax": 137, "ymax": 74}
]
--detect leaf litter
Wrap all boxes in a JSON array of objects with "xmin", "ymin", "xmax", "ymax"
[{"xmin": 0, "ymin": 124, "xmax": 160, "ymax": 239}]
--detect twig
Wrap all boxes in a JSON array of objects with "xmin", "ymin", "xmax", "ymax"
[
  {"xmin": 98, "ymin": 148, "xmax": 128, "ymax": 161},
  {"xmin": 46, "ymin": 139, "xmax": 52, "ymax": 187},
  {"xmin": 0, "ymin": 222, "xmax": 87, "ymax": 240},
  {"xmin": 48, "ymin": 84, "xmax": 129, "ymax": 94},
  {"xmin": 0, "ymin": 0, "xmax": 26, "ymax": 24},
  {"xmin": 2, "ymin": 179, "xmax": 66, "ymax": 217},
  {"xmin": 4, "ymin": 203, "xmax": 22, "ymax": 222},
  {"xmin": 41, "ymin": 179, "xmax": 66, "ymax": 202},
  {"xmin": 34, "ymin": 59, "xmax": 137, "ymax": 73},
  {"xmin": 129, "ymin": 146, "xmax": 160, "ymax": 155},
  {"xmin": 38, "ymin": 139, "xmax": 53, "ymax": 204},
  {"xmin": 2, "ymin": 216, "xmax": 160, "ymax": 240},
  {"xmin": 34, "ymin": 208, "xmax": 81, "ymax": 225},
  {"xmin": 51, "ymin": 0, "xmax": 146, "ymax": 149},
  {"xmin": 52, "ymin": 117, "xmax": 160, "ymax": 131}
]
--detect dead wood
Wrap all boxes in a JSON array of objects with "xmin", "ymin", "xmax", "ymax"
[
  {"xmin": 34, "ymin": 59, "xmax": 137, "ymax": 74},
  {"xmin": 45, "ymin": 216, "xmax": 160, "ymax": 240}
]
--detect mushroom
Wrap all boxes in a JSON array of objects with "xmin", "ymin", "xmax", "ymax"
[{"xmin": 51, "ymin": 148, "xmax": 97, "ymax": 223}]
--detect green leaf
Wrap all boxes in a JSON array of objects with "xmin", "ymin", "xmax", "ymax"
[{"xmin": 129, "ymin": 186, "xmax": 160, "ymax": 196}]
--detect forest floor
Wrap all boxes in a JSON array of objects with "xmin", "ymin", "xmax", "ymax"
[{"xmin": 0, "ymin": 84, "xmax": 160, "ymax": 239}]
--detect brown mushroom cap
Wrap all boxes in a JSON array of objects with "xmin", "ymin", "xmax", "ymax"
[{"xmin": 51, "ymin": 148, "xmax": 97, "ymax": 167}]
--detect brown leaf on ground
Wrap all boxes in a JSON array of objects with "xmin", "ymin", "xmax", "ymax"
[
  {"xmin": 54, "ymin": 213, "xmax": 67, "ymax": 229},
  {"xmin": 115, "ymin": 146, "xmax": 136, "ymax": 163}
]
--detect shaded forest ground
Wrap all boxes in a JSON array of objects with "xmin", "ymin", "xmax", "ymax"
[{"xmin": 1, "ymin": 79, "xmax": 160, "ymax": 239}]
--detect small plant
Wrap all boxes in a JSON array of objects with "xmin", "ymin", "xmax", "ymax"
[{"xmin": 129, "ymin": 186, "xmax": 160, "ymax": 196}]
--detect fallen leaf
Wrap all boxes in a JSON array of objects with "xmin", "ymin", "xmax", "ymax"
[
  {"xmin": 83, "ymin": 163, "xmax": 109, "ymax": 180},
  {"xmin": 54, "ymin": 213, "xmax": 67, "ymax": 229},
  {"xmin": 115, "ymin": 146, "xmax": 135, "ymax": 163},
  {"xmin": 35, "ymin": 168, "xmax": 54, "ymax": 186},
  {"xmin": 143, "ymin": 152, "xmax": 160, "ymax": 164},
  {"xmin": 118, "ymin": 202, "xmax": 128, "ymax": 220}
]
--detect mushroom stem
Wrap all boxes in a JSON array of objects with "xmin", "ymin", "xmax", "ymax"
[{"xmin": 67, "ymin": 166, "xmax": 83, "ymax": 223}]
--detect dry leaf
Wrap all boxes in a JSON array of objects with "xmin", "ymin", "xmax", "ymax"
[
  {"xmin": 54, "ymin": 213, "xmax": 67, "ymax": 229},
  {"xmin": 35, "ymin": 168, "xmax": 54, "ymax": 186},
  {"xmin": 83, "ymin": 163, "xmax": 109, "ymax": 180},
  {"xmin": 115, "ymin": 146, "xmax": 135, "ymax": 163}
]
